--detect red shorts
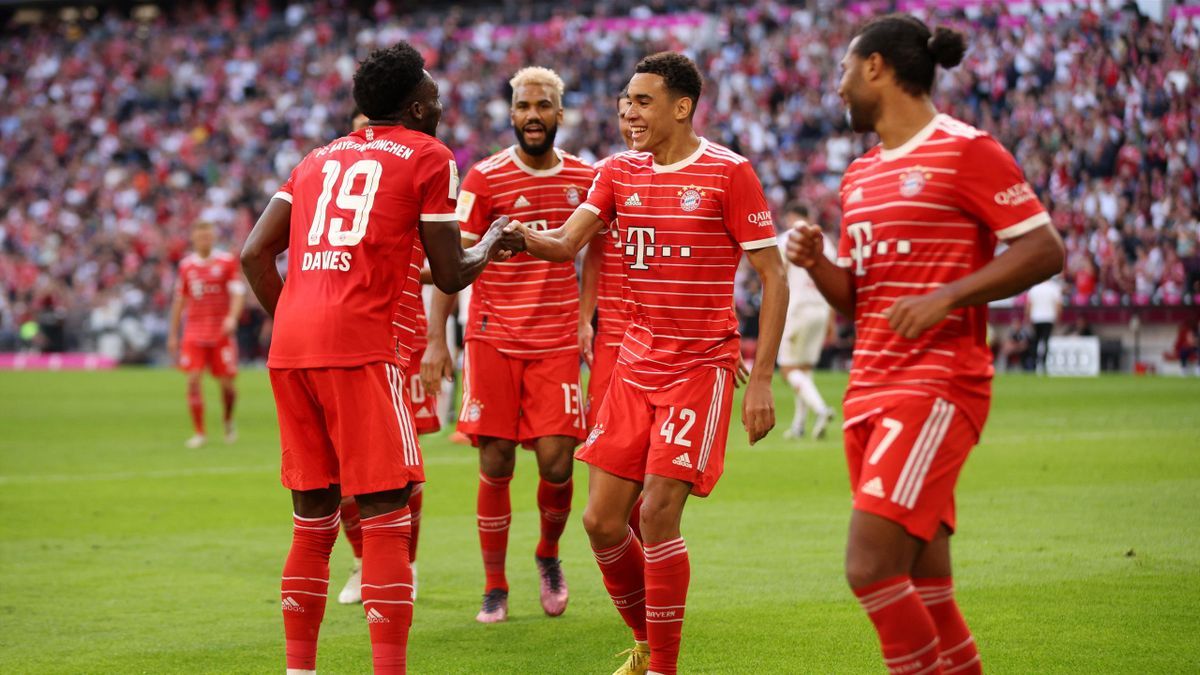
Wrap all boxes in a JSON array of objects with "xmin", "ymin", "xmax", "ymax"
[
  {"xmin": 458, "ymin": 340, "xmax": 586, "ymax": 447},
  {"xmin": 578, "ymin": 364, "xmax": 734, "ymax": 497},
  {"xmin": 585, "ymin": 340, "xmax": 622, "ymax": 429},
  {"xmin": 270, "ymin": 362, "xmax": 424, "ymax": 496},
  {"xmin": 843, "ymin": 396, "xmax": 979, "ymax": 541},
  {"xmin": 179, "ymin": 337, "xmax": 237, "ymax": 377},
  {"xmin": 404, "ymin": 347, "xmax": 441, "ymax": 436}
]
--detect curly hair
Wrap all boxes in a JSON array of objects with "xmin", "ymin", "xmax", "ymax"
[
  {"xmin": 352, "ymin": 42, "xmax": 427, "ymax": 120},
  {"xmin": 852, "ymin": 14, "xmax": 966, "ymax": 97},
  {"xmin": 634, "ymin": 51, "xmax": 703, "ymax": 116}
]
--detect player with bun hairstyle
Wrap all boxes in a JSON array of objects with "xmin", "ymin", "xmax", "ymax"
[{"xmin": 787, "ymin": 15, "xmax": 1063, "ymax": 674}]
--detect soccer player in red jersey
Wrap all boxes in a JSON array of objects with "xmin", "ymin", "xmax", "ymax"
[
  {"xmin": 423, "ymin": 67, "xmax": 596, "ymax": 623},
  {"xmin": 335, "ymin": 109, "xmax": 439, "ymax": 607},
  {"xmin": 786, "ymin": 16, "xmax": 1064, "ymax": 675},
  {"xmin": 507, "ymin": 53, "xmax": 788, "ymax": 675},
  {"xmin": 240, "ymin": 43, "xmax": 520, "ymax": 674},
  {"xmin": 167, "ymin": 220, "xmax": 245, "ymax": 449}
]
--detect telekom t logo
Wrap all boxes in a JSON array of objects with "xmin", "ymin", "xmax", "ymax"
[
  {"xmin": 625, "ymin": 226, "xmax": 656, "ymax": 270},
  {"xmin": 623, "ymin": 226, "xmax": 691, "ymax": 270},
  {"xmin": 846, "ymin": 221, "xmax": 873, "ymax": 276}
]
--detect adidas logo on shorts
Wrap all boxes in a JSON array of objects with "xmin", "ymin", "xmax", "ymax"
[
  {"xmin": 366, "ymin": 607, "xmax": 389, "ymax": 624},
  {"xmin": 624, "ymin": 193, "xmax": 642, "ymax": 207},
  {"xmin": 282, "ymin": 596, "xmax": 304, "ymax": 613},
  {"xmin": 860, "ymin": 476, "xmax": 885, "ymax": 498},
  {"xmin": 671, "ymin": 453, "xmax": 693, "ymax": 469}
]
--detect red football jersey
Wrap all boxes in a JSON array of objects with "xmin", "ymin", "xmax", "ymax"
[
  {"xmin": 837, "ymin": 113, "xmax": 1051, "ymax": 430},
  {"xmin": 582, "ymin": 138, "xmax": 778, "ymax": 390},
  {"xmin": 174, "ymin": 251, "xmax": 243, "ymax": 346},
  {"xmin": 458, "ymin": 147, "xmax": 595, "ymax": 358},
  {"xmin": 592, "ymin": 156, "xmax": 635, "ymax": 348},
  {"xmin": 268, "ymin": 125, "xmax": 458, "ymax": 370},
  {"xmin": 397, "ymin": 247, "xmax": 428, "ymax": 355}
]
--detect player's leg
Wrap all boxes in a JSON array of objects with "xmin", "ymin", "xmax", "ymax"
[
  {"xmin": 355, "ymin": 486, "xmax": 416, "ymax": 675},
  {"xmin": 181, "ymin": 345, "xmax": 206, "ymax": 447},
  {"xmin": 270, "ymin": 368, "xmax": 342, "ymax": 673},
  {"xmin": 531, "ymin": 434, "xmax": 576, "ymax": 616},
  {"xmin": 578, "ymin": 373, "xmax": 653, "ymax": 672},
  {"xmin": 778, "ymin": 324, "xmax": 807, "ymax": 439},
  {"xmin": 324, "ymin": 363, "xmax": 425, "ymax": 674},
  {"xmin": 913, "ymin": 525, "xmax": 981, "ymax": 674},
  {"xmin": 283, "ymin": 487, "xmax": 343, "ymax": 675},
  {"xmin": 779, "ymin": 365, "xmax": 807, "ymax": 438},
  {"xmin": 794, "ymin": 308, "xmax": 834, "ymax": 439},
  {"xmin": 458, "ymin": 340, "xmax": 523, "ymax": 620},
  {"xmin": 844, "ymin": 398, "xmax": 978, "ymax": 674},
  {"xmin": 521, "ymin": 351, "xmax": 586, "ymax": 616},
  {"xmin": 476, "ymin": 436, "xmax": 517, "ymax": 621},
  {"xmin": 403, "ymin": 354, "xmax": 437, "ymax": 600},
  {"xmin": 797, "ymin": 365, "xmax": 834, "ymax": 439},
  {"xmin": 407, "ymin": 483, "xmax": 424, "ymax": 599},
  {"xmin": 582, "ymin": 465, "xmax": 648, "ymax": 673},
  {"xmin": 638, "ymin": 475, "xmax": 692, "ymax": 675},
  {"xmin": 214, "ymin": 337, "xmax": 238, "ymax": 442},
  {"xmin": 637, "ymin": 366, "xmax": 735, "ymax": 675},
  {"xmin": 336, "ymin": 496, "xmax": 364, "ymax": 604}
]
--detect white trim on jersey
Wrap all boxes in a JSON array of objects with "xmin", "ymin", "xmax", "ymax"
[
  {"xmin": 740, "ymin": 236, "xmax": 778, "ymax": 251},
  {"xmin": 579, "ymin": 203, "xmax": 602, "ymax": 216},
  {"xmin": 419, "ymin": 213, "xmax": 458, "ymax": 222},
  {"xmin": 460, "ymin": 231, "xmax": 481, "ymax": 242},
  {"xmin": 995, "ymin": 212, "xmax": 1052, "ymax": 241},
  {"xmin": 878, "ymin": 114, "xmax": 944, "ymax": 162},
  {"xmin": 272, "ymin": 191, "xmax": 293, "ymax": 203},
  {"xmin": 652, "ymin": 138, "xmax": 709, "ymax": 174},
  {"xmin": 508, "ymin": 146, "xmax": 566, "ymax": 177}
]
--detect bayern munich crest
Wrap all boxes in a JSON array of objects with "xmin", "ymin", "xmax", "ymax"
[
  {"xmin": 565, "ymin": 186, "xmax": 582, "ymax": 206},
  {"xmin": 466, "ymin": 401, "xmax": 482, "ymax": 422},
  {"xmin": 678, "ymin": 185, "xmax": 705, "ymax": 212},
  {"xmin": 898, "ymin": 167, "xmax": 931, "ymax": 197}
]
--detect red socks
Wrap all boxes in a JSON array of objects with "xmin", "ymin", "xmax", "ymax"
[
  {"xmin": 854, "ymin": 576, "xmax": 942, "ymax": 675},
  {"xmin": 536, "ymin": 478, "xmax": 573, "ymax": 559},
  {"xmin": 360, "ymin": 508, "xmax": 414, "ymax": 674},
  {"xmin": 339, "ymin": 497, "xmax": 363, "ymax": 560},
  {"xmin": 187, "ymin": 380, "xmax": 204, "ymax": 435},
  {"xmin": 592, "ymin": 527, "xmax": 648, "ymax": 642},
  {"xmin": 643, "ymin": 537, "xmax": 690, "ymax": 675},
  {"xmin": 915, "ymin": 577, "xmax": 980, "ymax": 674},
  {"xmin": 281, "ymin": 511, "xmax": 340, "ymax": 671},
  {"xmin": 477, "ymin": 473, "xmax": 512, "ymax": 592},
  {"xmin": 408, "ymin": 484, "xmax": 424, "ymax": 563}
]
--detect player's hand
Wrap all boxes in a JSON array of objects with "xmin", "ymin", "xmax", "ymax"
[
  {"xmin": 221, "ymin": 316, "xmax": 237, "ymax": 336},
  {"xmin": 785, "ymin": 222, "xmax": 824, "ymax": 269},
  {"xmin": 884, "ymin": 289, "xmax": 955, "ymax": 340},
  {"xmin": 740, "ymin": 379, "xmax": 775, "ymax": 446},
  {"xmin": 420, "ymin": 338, "xmax": 455, "ymax": 394},
  {"xmin": 578, "ymin": 321, "xmax": 595, "ymax": 366},
  {"xmin": 166, "ymin": 335, "xmax": 178, "ymax": 362},
  {"xmin": 490, "ymin": 216, "xmax": 526, "ymax": 259},
  {"xmin": 734, "ymin": 352, "xmax": 750, "ymax": 388}
]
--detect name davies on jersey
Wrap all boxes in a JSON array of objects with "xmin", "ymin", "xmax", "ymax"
[{"xmin": 301, "ymin": 250, "xmax": 353, "ymax": 271}]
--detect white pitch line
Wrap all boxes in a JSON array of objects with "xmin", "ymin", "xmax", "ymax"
[{"xmin": 0, "ymin": 452, "xmax": 476, "ymax": 485}]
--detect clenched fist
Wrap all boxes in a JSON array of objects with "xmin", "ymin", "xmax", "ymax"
[{"xmin": 785, "ymin": 221, "xmax": 824, "ymax": 269}]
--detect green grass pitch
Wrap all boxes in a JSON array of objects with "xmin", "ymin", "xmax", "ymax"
[{"xmin": 1, "ymin": 369, "xmax": 1197, "ymax": 673}]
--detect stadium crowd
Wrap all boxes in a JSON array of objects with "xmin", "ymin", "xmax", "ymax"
[{"xmin": 1, "ymin": 0, "xmax": 1198, "ymax": 359}]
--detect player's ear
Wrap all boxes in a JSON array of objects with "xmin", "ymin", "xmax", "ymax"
[
  {"xmin": 863, "ymin": 52, "xmax": 884, "ymax": 84},
  {"xmin": 674, "ymin": 95, "xmax": 693, "ymax": 122}
]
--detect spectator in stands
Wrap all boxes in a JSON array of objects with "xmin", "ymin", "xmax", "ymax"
[
  {"xmin": 995, "ymin": 318, "xmax": 1033, "ymax": 374},
  {"xmin": 1166, "ymin": 317, "xmax": 1200, "ymax": 375},
  {"xmin": 1026, "ymin": 276, "xmax": 1063, "ymax": 374}
]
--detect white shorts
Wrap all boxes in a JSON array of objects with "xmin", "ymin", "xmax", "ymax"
[{"xmin": 778, "ymin": 304, "xmax": 828, "ymax": 367}]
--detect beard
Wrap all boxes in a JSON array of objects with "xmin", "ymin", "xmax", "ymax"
[
  {"xmin": 514, "ymin": 122, "xmax": 558, "ymax": 156},
  {"xmin": 845, "ymin": 94, "xmax": 879, "ymax": 134}
]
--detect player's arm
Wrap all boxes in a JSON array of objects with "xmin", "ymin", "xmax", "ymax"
[
  {"xmin": 578, "ymin": 238, "xmax": 602, "ymax": 365},
  {"xmin": 420, "ymin": 235, "xmax": 472, "ymax": 393},
  {"xmin": 886, "ymin": 225, "xmax": 1064, "ymax": 339},
  {"xmin": 223, "ymin": 275, "xmax": 246, "ymax": 337},
  {"xmin": 743, "ymin": 246, "xmax": 788, "ymax": 445},
  {"xmin": 505, "ymin": 207, "xmax": 604, "ymax": 263},
  {"xmin": 240, "ymin": 197, "xmax": 291, "ymax": 318},
  {"xmin": 785, "ymin": 224, "xmax": 855, "ymax": 317},
  {"xmin": 166, "ymin": 285, "xmax": 184, "ymax": 358}
]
